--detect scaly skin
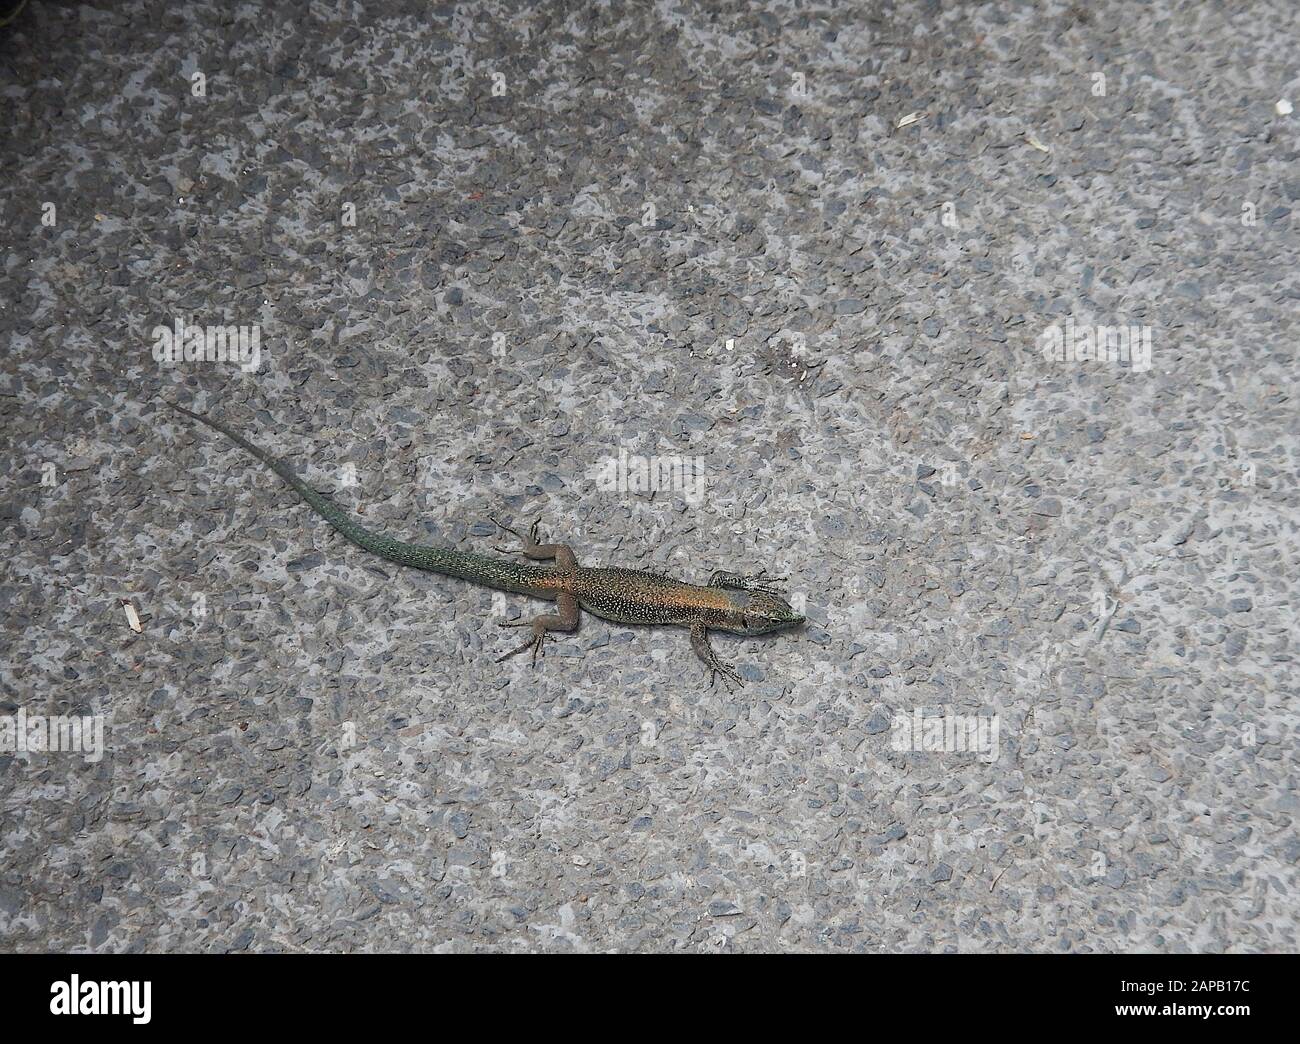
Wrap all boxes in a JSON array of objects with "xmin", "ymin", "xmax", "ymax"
[{"xmin": 161, "ymin": 400, "xmax": 803, "ymax": 687}]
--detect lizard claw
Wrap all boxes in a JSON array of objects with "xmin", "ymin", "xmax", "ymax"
[
  {"xmin": 495, "ymin": 626, "xmax": 548, "ymax": 665},
  {"xmin": 496, "ymin": 620, "xmax": 567, "ymax": 667},
  {"xmin": 708, "ymin": 569, "xmax": 788, "ymax": 596},
  {"xmin": 488, "ymin": 515, "xmax": 522, "ymax": 542},
  {"xmin": 488, "ymin": 515, "xmax": 546, "ymax": 556},
  {"xmin": 489, "ymin": 514, "xmax": 530, "ymax": 557},
  {"xmin": 707, "ymin": 660, "xmax": 743, "ymax": 692}
]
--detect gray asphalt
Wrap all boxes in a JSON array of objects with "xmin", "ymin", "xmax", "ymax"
[{"xmin": 1, "ymin": 0, "xmax": 1296, "ymax": 952}]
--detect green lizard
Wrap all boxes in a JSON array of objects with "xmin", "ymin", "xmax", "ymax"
[{"xmin": 161, "ymin": 400, "xmax": 803, "ymax": 687}]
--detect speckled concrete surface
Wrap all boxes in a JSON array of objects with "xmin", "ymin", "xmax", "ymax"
[{"xmin": 1, "ymin": 0, "xmax": 1297, "ymax": 952}]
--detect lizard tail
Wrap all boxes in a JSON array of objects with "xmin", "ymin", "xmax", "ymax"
[{"xmin": 158, "ymin": 397, "xmax": 545, "ymax": 593}]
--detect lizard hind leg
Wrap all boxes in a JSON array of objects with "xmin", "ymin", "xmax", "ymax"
[
  {"xmin": 495, "ymin": 593, "xmax": 580, "ymax": 667},
  {"xmin": 487, "ymin": 515, "xmax": 579, "ymax": 570}
]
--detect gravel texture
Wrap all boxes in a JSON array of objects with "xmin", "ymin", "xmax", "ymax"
[{"xmin": 1, "ymin": 0, "xmax": 1297, "ymax": 952}]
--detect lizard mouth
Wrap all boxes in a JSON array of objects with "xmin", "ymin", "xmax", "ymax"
[{"xmin": 742, "ymin": 612, "xmax": 804, "ymax": 634}]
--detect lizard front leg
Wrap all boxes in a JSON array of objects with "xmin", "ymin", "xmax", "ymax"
[
  {"xmin": 689, "ymin": 622, "xmax": 743, "ymax": 691},
  {"xmin": 497, "ymin": 593, "xmax": 580, "ymax": 666},
  {"xmin": 708, "ymin": 569, "xmax": 788, "ymax": 595},
  {"xmin": 488, "ymin": 516, "xmax": 578, "ymax": 570}
]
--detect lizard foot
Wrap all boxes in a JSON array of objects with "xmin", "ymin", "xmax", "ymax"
[
  {"xmin": 488, "ymin": 515, "xmax": 543, "ymax": 555},
  {"xmin": 690, "ymin": 623, "xmax": 744, "ymax": 692},
  {"xmin": 708, "ymin": 569, "xmax": 788, "ymax": 596},
  {"xmin": 495, "ymin": 597, "xmax": 579, "ymax": 667},
  {"xmin": 496, "ymin": 621, "xmax": 552, "ymax": 666},
  {"xmin": 707, "ymin": 660, "xmax": 744, "ymax": 692}
]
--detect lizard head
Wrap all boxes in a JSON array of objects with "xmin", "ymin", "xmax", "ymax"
[{"xmin": 718, "ymin": 590, "xmax": 805, "ymax": 635}]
